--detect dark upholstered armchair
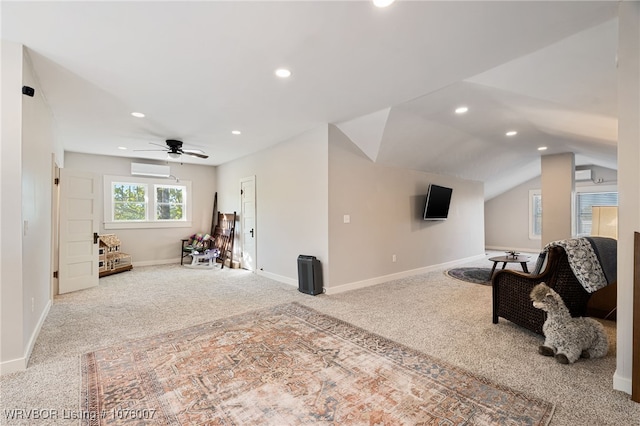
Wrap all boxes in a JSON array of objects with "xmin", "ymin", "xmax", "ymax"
[{"xmin": 492, "ymin": 246, "xmax": 594, "ymax": 335}]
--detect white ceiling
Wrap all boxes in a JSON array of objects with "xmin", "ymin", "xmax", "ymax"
[{"xmin": 2, "ymin": 1, "xmax": 619, "ymax": 199}]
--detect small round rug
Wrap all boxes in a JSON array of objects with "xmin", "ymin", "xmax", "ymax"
[{"xmin": 446, "ymin": 267, "xmax": 492, "ymax": 285}]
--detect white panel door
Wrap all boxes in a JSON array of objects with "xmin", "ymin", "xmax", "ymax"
[
  {"xmin": 240, "ymin": 176, "xmax": 256, "ymax": 272},
  {"xmin": 59, "ymin": 169, "xmax": 99, "ymax": 294}
]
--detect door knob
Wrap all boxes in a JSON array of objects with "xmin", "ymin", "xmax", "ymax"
[{"xmin": 250, "ymin": 228, "xmax": 254, "ymax": 238}]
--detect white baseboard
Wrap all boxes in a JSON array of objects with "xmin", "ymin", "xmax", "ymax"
[
  {"xmin": 257, "ymin": 270, "xmax": 298, "ymax": 287},
  {"xmin": 613, "ymin": 370, "xmax": 632, "ymax": 395},
  {"xmin": 485, "ymin": 245, "xmax": 541, "ymax": 254},
  {"xmin": 255, "ymin": 254, "xmax": 487, "ymax": 296},
  {"xmin": 0, "ymin": 299, "xmax": 51, "ymax": 376},
  {"xmin": 0, "ymin": 357, "xmax": 26, "ymax": 376},
  {"xmin": 25, "ymin": 299, "xmax": 51, "ymax": 365},
  {"xmin": 325, "ymin": 253, "xmax": 487, "ymax": 295},
  {"xmin": 133, "ymin": 258, "xmax": 182, "ymax": 267}
]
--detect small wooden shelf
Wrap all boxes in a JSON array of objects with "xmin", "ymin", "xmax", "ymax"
[{"xmin": 99, "ymin": 264, "xmax": 133, "ymax": 277}]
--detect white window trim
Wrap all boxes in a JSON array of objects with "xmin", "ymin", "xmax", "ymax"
[
  {"xmin": 575, "ymin": 184, "xmax": 617, "ymax": 194},
  {"xmin": 104, "ymin": 175, "xmax": 192, "ymax": 229},
  {"xmin": 529, "ymin": 189, "xmax": 542, "ymax": 240}
]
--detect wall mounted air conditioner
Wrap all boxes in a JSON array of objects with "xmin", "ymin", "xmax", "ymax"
[
  {"xmin": 131, "ymin": 162, "xmax": 170, "ymax": 178},
  {"xmin": 575, "ymin": 169, "xmax": 592, "ymax": 181}
]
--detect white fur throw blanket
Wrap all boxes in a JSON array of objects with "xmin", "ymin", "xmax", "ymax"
[{"xmin": 544, "ymin": 237, "xmax": 617, "ymax": 293}]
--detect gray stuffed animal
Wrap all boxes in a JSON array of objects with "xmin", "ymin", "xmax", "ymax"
[{"xmin": 530, "ymin": 283, "xmax": 608, "ymax": 364}]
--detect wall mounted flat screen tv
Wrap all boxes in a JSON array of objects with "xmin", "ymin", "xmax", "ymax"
[{"xmin": 423, "ymin": 184, "xmax": 453, "ymax": 220}]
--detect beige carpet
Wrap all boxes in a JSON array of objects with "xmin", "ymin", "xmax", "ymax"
[{"xmin": 1, "ymin": 253, "xmax": 638, "ymax": 425}]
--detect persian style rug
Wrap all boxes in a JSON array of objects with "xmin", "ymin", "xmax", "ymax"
[
  {"xmin": 81, "ymin": 303, "xmax": 554, "ymax": 425},
  {"xmin": 446, "ymin": 267, "xmax": 493, "ymax": 285}
]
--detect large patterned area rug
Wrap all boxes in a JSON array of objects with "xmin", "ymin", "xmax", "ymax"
[
  {"xmin": 82, "ymin": 303, "xmax": 554, "ymax": 425},
  {"xmin": 446, "ymin": 267, "xmax": 493, "ymax": 285}
]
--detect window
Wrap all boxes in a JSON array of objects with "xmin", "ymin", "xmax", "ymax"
[
  {"xmin": 528, "ymin": 185, "xmax": 618, "ymax": 240},
  {"xmin": 155, "ymin": 185, "xmax": 186, "ymax": 221},
  {"xmin": 529, "ymin": 189, "xmax": 542, "ymax": 239},
  {"xmin": 104, "ymin": 175, "xmax": 192, "ymax": 229},
  {"xmin": 575, "ymin": 191, "xmax": 618, "ymax": 236}
]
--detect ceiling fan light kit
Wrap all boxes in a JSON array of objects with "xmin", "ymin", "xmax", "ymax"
[{"xmin": 134, "ymin": 139, "xmax": 209, "ymax": 159}]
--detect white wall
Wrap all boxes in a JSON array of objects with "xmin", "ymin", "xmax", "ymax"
[
  {"xmin": 614, "ymin": 0, "xmax": 639, "ymax": 395},
  {"xmin": 215, "ymin": 126, "xmax": 329, "ymax": 284},
  {"xmin": 327, "ymin": 125, "xmax": 485, "ymax": 291},
  {"xmin": 1, "ymin": 41, "xmax": 26, "ymax": 373},
  {"xmin": 21, "ymin": 47, "xmax": 56, "ymax": 360},
  {"xmin": 485, "ymin": 176, "xmax": 542, "ymax": 252},
  {"xmin": 216, "ymin": 124, "xmax": 485, "ymax": 292},
  {"xmin": 64, "ymin": 153, "xmax": 217, "ymax": 265},
  {"xmin": 1, "ymin": 43, "xmax": 58, "ymax": 374}
]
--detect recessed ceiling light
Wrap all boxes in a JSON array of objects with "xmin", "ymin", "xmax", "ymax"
[
  {"xmin": 538, "ymin": 146, "xmax": 548, "ymax": 151},
  {"xmin": 117, "ymin": 146, "xmax": 127, "ymax": 150},
  {"xmin": 455, "ymin": 106, "xmax": 469, "ymax": 114},
  {"xmin": 231, "ymin": 130, "xmax": 241, "ymax": 135},
  {"xmin": 131, "ymin": 112, "xmax": 145, "ymax": 118},
  {"xmin": 275, "ymin": 68, "xmax": 292, "ymax": 78},
  {"xmin": 505, "ymin": 130, "xmax": 518, "ymax": 136},
  {"xmin": 373, "ymin": 0, "xmax": 396, "ymax": 7}
]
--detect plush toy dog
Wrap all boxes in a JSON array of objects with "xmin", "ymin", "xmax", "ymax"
[{"xmin": 530, "ymin": 283, "xmax": 608, "ymax": 364}]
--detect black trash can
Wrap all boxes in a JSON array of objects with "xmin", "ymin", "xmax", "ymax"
[{"xmin": 297, "ymin": 255, "xmax": 323, "ymax": 295}]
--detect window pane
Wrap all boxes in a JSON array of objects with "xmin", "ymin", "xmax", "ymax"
[
  {"xmin": 113, "ymin": 183, "xmax": 146, "ymax": 202},
  {"xmin": 114, "ymin": 202, "xmax": 146, "ymax": 220},
  {"xmin": 113, "ymin": 183, "xmax": 147, "ymax": 221},
  {"xmin": 156, "ymin": 204, "xmax": 183, "ymax": 220},
  {"xmin": 156, "ymin": 187, "xmax": 183, "ymax": 203},
  {"xmin": 532, "ymin": 194, "xmax": 542, "ymax": 237},
  {"xmin": 155, "ymin": 185, "xmax": 185, "ymax": 220},
  {"xmin": 576, "ymin": 192, "xmax": 618, "ymax": 236}
]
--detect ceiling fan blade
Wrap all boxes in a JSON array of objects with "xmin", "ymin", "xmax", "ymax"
[
  {"xmin": 182, "ymin": 150, "xmax": 209, "ymax": 159},
  {"xmin": 149, "ymin": 142, "xmax": 168, "ymax": 149},
  {"xmin": 133, "ymin": 149, "xmax": 168, "ymax": 152}
]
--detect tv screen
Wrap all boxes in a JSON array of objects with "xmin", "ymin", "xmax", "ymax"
[{"xmin": 423, "ymin": 184, "xmax": 453, "ymax": 220}]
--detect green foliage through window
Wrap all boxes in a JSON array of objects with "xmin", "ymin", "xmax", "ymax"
[
  {"xmin": 113, "ymin": 183, "xmax": 147, "ymax": 221},
  {"xmin": 155, "ymin": 185, "xmax": 186, "ymax": 220},
  {"xmin": 105, "ymin": 175, "xmax": 192, "ymax": 229}
]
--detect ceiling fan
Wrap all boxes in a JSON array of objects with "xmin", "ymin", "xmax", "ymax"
[{"xmin": 135, "ymin": 139, "xmax": 209, "ymax": 159}]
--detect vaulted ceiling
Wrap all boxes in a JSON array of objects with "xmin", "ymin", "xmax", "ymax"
[{"xmin": 2, "ymin": 1, "xmax": 619, "ymax": 199}]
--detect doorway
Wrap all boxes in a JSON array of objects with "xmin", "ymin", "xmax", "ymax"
[
  {"xmin": 240, "ymin": 176, "xmax": 256, "ymax": 272},
  {"xmin": 58, "ymin": 168, "xmax": 100, "ymax": 294},
  {"xmin": 50, "ymin": 157, "xmax": 60, "ymax": 297}
]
